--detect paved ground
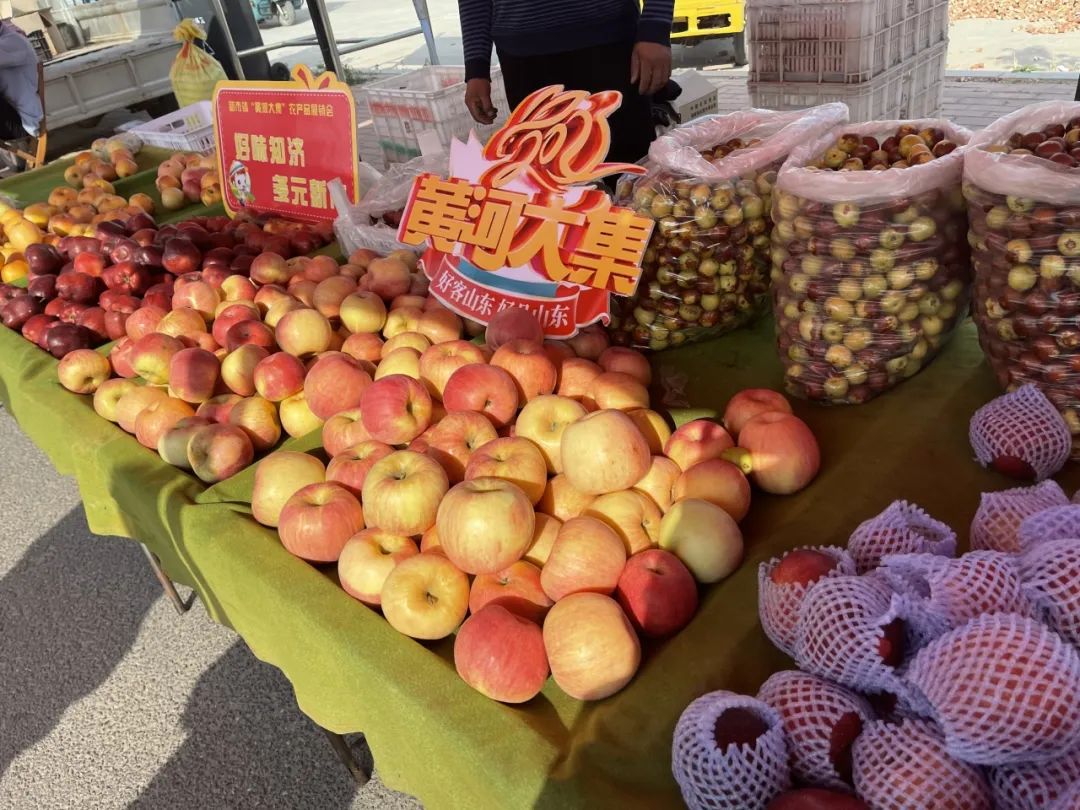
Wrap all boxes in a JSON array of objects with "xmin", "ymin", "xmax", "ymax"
[{"xmin": 0, "ymin": 407, "xmax": 421, "ymax": 809}]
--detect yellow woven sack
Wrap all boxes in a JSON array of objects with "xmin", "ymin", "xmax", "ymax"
[{"xmin": 169, "ymin": 19, "xmax": 228, "ymax": 107}]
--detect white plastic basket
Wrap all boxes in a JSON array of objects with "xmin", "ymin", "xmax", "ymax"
[
  {"xmin": 359, "ymin": 65, "xmax": 509, "ymax": 165},
  {"xmin": 130, "ymin": 100, "xmax": 215, "ymax": 154},
  {"xmin": 748, "ymin": 0, "xmax": 947, "ymax": 84}
]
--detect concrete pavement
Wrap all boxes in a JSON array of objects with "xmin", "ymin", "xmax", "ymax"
[{"xmin": 0, "ymin": 407, "xmax": 421, "ymax": 810}]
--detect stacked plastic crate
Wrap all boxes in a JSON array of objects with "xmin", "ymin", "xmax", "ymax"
[{"xmin": 746, "ymin": 0, "xmax": 949, "ymax": 120}]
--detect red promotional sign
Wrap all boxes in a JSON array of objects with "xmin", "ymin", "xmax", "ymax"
[
  {"xmin": 396, "ymin": 85, "xmax": 654, "ymax": 338},
  {"xmin": 212, "ymin": 65, "xmax": 359, "ymax": 222}
]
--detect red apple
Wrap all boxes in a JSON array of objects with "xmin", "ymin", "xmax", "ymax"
[
  {"xmin": 615, "ymin": 548, "xmax": 697, "ymax": 637},
  {"xmin": 724, "ymin": 388, "xmax": 794, "ymax": 437},
  {"xmin": 737, "ymin": 412, "xmax": 821, "ymax": 494},
  {"xmin": 454, "ymin": 604, "xmax": 549, "ymax": 703},
  {"xmin": 491, "ymin": 339, "xmax": 558, "ymax": 400},
  {"xmin": 359, "ymin": 374, "xmax": 433, "ymax": 445},
  {"xmin": 442, "ymin": 363, "xmax": 520, "ymax": 429},
  {"xmin": 769, "ymin": 548, "xmax": 839, "ymax": 586},
  {"xmin": 469, "ymin": 560, "xmax": 553, "ymax": 623},
  {"xmin": 326, "ymin": 440, "xmax": 394, "ymax": 496},
  {"xmin": 303, "ymin": 353, "xmax": 373, "ymax": 420},
  {"xmin": 664, "ymin": 419, "xmax": 735, "ymax": 471},
  {"xmin": 278, "ymin": 481, "xmax": 365, "ymax": 562},
  {"xmin": 542, "ymin": 592, "xmax": 639, "ymax": 700}
]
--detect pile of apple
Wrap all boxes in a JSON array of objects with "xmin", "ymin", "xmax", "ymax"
[
  {"xmin": 967, "ymin": 124, "xmax": 1080, "ymax": 453},
  {"xmin": 611, "ymin": 156, "xmax": 775, "ymax": 351},
  {"xmin": 771, "ymin": 129, "xmax": 972, "ymax": 405},
  {"xmin": 246, "ymin": 299, "xmax": 821, "ymax": 703},
  {"xmin": 984, "ymin": 115, "xmax": 1080, "ymax": 168},
  {"xmin": 154, "ymin": 152, "xmax": 222, "ymax": 211},
  {"xmin": 672, "ymin": 491, "xmax": 1080, "ymax": 810},
  {"xmin": 0, "ymin": 201, "xmax": 47, "ymax": 282},
  {"xmin": 0, "ymin": 209, "xmax": 332, "ymax": 358},
  {"xmin": 807, "ymin": 126, "xmax": 959, "ymax": 172}
]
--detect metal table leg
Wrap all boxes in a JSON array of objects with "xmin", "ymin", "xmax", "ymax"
[
  {"xmin": 140, "ymin": 545, "xmax": 194, "ymax": 615},
  {"xmin": 320, "ymin": 728, "xmax": 372, "ymax": 786}
]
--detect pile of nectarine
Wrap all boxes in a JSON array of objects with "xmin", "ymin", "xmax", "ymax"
[
  {"xmin": 674, "ymin": 485, "xmax": 1080, "ymax": 810},
  {"xmin": 155, "ymin": 152, "xmax": 221, "ymax": 210}
]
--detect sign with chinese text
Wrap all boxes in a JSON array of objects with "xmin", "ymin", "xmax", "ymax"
[
  {"xmin": 396, "ymin": 86, "xmax": 653, "ymax": 337},
  {"xmin": 212, "ymin": 65, "xmax": 358, "ymax": 222}
]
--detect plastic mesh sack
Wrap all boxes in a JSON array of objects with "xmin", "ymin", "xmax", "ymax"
[
  {"xmin": 846, "ymin": 500, "xmax": 956, "ymax": 574},
  {"xmin": 756, "ymin": 669, "xmax": 874, "ymax": 790},
  {"xmin": 989, "ymin": 748, "xmax": 1080, "ymax": 810},
  {"xmin": 611, "ymin": 104, "xmax": 848, "ymax": 351},
  {"xmin": 757, "ymin": 545, "xmax": 857, "ymax": 657},
  {"xmin": 964, "ymin": 102, "xmax": 1080, "ymax": 458},
  {"xmin": 1050, "ymin": 780, "xmax": 1080, "ymax": 810},
  {"xmin": 969, "ymin": 385, "xmax": 1071, "ymax": 482},
  {"xmin": 1020, "ymin": 537, "xmax": 1080, "ymax": 646},
  {"xmin": 970, "ymin": 479, "xmax": 1068, "ymax": 554},
  {"xmin": 878, "ymin": 551, "xmax": 1035, "ymax": 637},
  {"xmin": 903, "ymin": 612, "xmax": 1080, "ymax": 765},
  {"xmin": 771, "ymin": 120, "xmax": 973, "ymax": 405},
  {"xmin": 793, "ymin": 574, "xmax": 907, "ymax": 695},
  {"xmin": 852, "ymin": 718, "xmax": 992, "ymax": 810},
  {"xmin": 672, "ymin": 690, "xmax": 791, "ymax": 810},
  {"xmin": 1018, "ymin": 505, "xmax": 1080, "ymax": 553}
]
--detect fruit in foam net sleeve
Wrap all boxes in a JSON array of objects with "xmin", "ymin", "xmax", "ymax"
[
  {"xmin": 542, "ymin": 592, "xmax": 640, "ymax": 700},
  {"xmin": 277, "ymin": 481, "xmax": 364, "ymax": 562},
  {"xmin": 559, "ymin": 409, "xmax": 651, "ymax": 495},
  {"xmin": 337, "ymin": 528, "xmax": 419, "ymax": 606},
  {"xmin": 380, "ymin": 553, "xmax": 469, "ymax": 640},
  {"xmin": 455, "ymin": 604, "xmax": 549, "ymax": 703},
  {"xmin": 766, "ymin": 789, "xmax": 869, "ymax": 810},
  {"xmin": 659, "ymin": 498, "xmax": 743, "ymax": 583},
  {"xmin": 362, "ymin": 450, "xmax": 448, "ymax": 537},
  {"xmin": 771, "ymin": 120, "xmax": 973, "ymax": 404},
  {"xmin": 251, "ymin": 451, "xmax": 326, "ymax": 527},
  {"xmin": 731, "ymin": 412, "xmax": 820, "ymax": 494},
  {"xmin": 435, "ymin": 478, "xmax": 535, "ymax": 575}
]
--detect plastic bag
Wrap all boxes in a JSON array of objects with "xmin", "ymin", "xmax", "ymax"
[
  {"xmin": 964, "ymin": 101, "xmax": 1080, "ymax": 456},
  {"xmin": 610, "ymin": 104, "xmax": 848, "ymax": 351},
  {"xmin": 169, "ymin": 20, "xmax": 228, "ymax": 108},
  {"xmin": 331, "ymin": 154, "xmax": 450, "ymax": 257},
  {"xmin": 771, "ymin": 119, "xmax": 973, "ymax": 404}
]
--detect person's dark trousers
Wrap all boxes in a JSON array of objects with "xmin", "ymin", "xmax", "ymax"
[
  {"xmin": 497, "ymin": 40, "xmax": 655, "ymax": 167},
  {"xmin": 0, "ymin": 95, "xmax": 26, "ymax": 140}
]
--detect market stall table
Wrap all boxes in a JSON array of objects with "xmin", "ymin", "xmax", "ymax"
[{"xmin": 3, "ymin": 313, "xmax": 1077, "ymax": 809}]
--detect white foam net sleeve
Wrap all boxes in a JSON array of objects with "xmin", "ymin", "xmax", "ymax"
[
  {"xmin": 970, "ymin": 480, "xmax": 1068, "ymax": 554},
  {"xmin": 902, "ymin": 612, "xmax": 1080, "ymax": 765},
  {"xmin": 1020, "ymin": 538, "xmax": 1080, "ymax": 646},
  {"xmin": 989, "ymin": 748, "xmax": 1080, "ymax": 810},
  {"xmin": 1049, "ymin": 780, "xmax": 1080, "ymax": 810},
  {"xmin": 756, "ymin": 669, "xmax": 874, "ymax": 790},
  {"xmin": 969, "ymin": 385, "xmax": 1071, "ymax": 482},
  {"xmin": 1018, "ymin": 505, "xmax": 1080, "ymax": 554},
  {"xmin": 846, "ymin": 500, "xmax": 956, "ymax": 574},
  {"xmin": 793, "ymin": 574, "xmax": 907, "ymax": 695},
  {"xmin": 672, "ymin": 690, "xmax": 791, "ymax": 810},
  {"xmin": 757, "ymin": 546, "xmax": 857, "ymax": 658},
  {"xmin": 852, "ymin": 718, "xmax": 992, "ymax": 810}
]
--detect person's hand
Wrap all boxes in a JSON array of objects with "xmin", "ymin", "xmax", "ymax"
[
  {"xmin": 631, "ymin": 42, "xmax": 672, "ymax": 96},
  {"xmin": 465, "ymin": 79, "xmax": 497, "ymax": 125}
]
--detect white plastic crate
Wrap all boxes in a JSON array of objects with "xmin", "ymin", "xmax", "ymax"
[
  {"xmin": 130, "ymin": 101, "xmax": 215, "ymax": 154},
  {"xmin": 748, "ymin": 0, "xmax": 947, "ymax": 84},
  {"xmin": 673, "ymin": 70, "xmax": 719, "ymax": 122},
  {"xmin": 360, "ymin": 66, "xmax": 509, "ymax": 165},
  {"xmin": 907, "ymin": 41, "xmax": 947, "ymax": 118},
  {"xmin": 750, "ymin": 61, "xmax": 908, "ymax": 121}
]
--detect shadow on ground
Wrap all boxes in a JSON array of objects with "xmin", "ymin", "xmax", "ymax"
[
  {"xmin": 132, "ymin": 640, "xmax": 361, "ymax": 809},
  {"xmin": 0, "ymin": 507, "xmax": 159, "ymax": 777}
]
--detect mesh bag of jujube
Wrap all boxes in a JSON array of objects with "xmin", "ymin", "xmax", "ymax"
[
  {"xmin": 1020, "ymin": 537, "xmax": 1080, "ymax": 646},
  {"xmin": 964, "ymin": 101, "xmax": 1080, "ymax": 456},
  {"xmin": 846, "ymin": 500, "xmax": 956, "ymax": 574},
  {"xmin": 878, "ymin": 551, "xmax": 1036, "ymax": 649},
  {"xmin": 1018, "ymin": 504, "xmax": 1080, "ymax": 552},
  {"xmin": 852, "ymin": 718, "xmax": 993, "ymax": 810},
  {"xmin": 671, "ymin": 690, "xmax": 791, "ymax": 810},
  {"xmin": 757, "ymin": 545, "xmax": 857, "ymax": 657},
  {"xmin": 970, "ymin": 479, "xmax": 1069, "ymax": 553},
  {"xmin": 771, "ymin": 119, "xmax": 973, "ymax": 405},
  {"xmin": 903, "ymin": 612, "xmax": 1080, "ymax": 765},
  {"xmin": 793, "ymin": 574, "xmax": 908, "ymax": 695},
  {"xmin": 969, "ymin": 384, "xmax": 1072, "ymax": 481},
  {"xmin": 989, "ymin": 747, "xmax": 1080, "ymax": 810},
  {"xmin": 611, "ymin": 104, "xmax": 847, "ymax": 351},
  {"xmin": 756, "ymin": 669, "xmax": 874, "ymax": 790}
]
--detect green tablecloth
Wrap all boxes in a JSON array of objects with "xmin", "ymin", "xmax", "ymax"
[{"xmin": 3, "ymin": 315, "xmax": 1079, "ymax": 808}]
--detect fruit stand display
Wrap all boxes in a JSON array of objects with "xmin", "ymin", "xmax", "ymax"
[{"xmin": 2, "ymin": 99, "xmax": 1080, "ymax": 810}]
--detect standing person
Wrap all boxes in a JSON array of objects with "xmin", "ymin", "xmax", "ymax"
[
  {"xmin": 458, "ymin": 0, "xmax": 674, "ymax": 166},
  {"xmin": 0, "ymin": 20, "xmax": 43, "ymax": 144}
]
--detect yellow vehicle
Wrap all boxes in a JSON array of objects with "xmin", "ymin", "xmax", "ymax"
[{"xmin": 670, "ymin": 0, "xmax": 747, "ymax": 65}]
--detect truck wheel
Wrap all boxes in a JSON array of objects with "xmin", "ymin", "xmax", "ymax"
[
  {"xmin": 732, "ymin": 32, "xmax": 747, "ymax": 67},
  {"xmin": 277, "ymin": 3, "xmax": 296, "ymax": 26}
]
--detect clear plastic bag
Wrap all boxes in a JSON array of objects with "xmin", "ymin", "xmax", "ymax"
[
  {"xmin": 611, "ymin": 104, "xmax": 848, "ymax": 351},
  {"xmin": 964, "ymin": 101, "xmax": 1080, "ymax": 456},
  {"xmin": 771, "ymin": 119, "xmax": 973, "ymax": 404}
]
